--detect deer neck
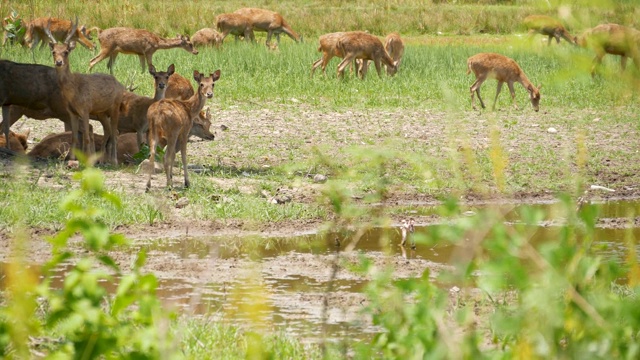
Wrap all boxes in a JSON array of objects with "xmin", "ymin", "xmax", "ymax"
[
  {"xmin": 519, "ymin": 74, "xmax": 536, "ymax": 93},
  {"xmin": 54, "ymin": 63, "xmax": 78, "ymax": 101},
  {"xmin": 152, "ymin": 86, "xmax": 167, "ymax": 101},
  {"xmin": 157, "ymin": 37, "xmax": 183, "ymax": 50},
  {"xmin": 183, "ymin": 89, "xmax": 207, "ymax": 121}
]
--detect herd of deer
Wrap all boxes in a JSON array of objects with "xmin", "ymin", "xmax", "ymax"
[{"xmin": 1, "ymin": 9, "xmax": 639, "ymax": 190}]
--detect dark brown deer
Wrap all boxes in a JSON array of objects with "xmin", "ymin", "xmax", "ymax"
[
  {"xmin": 88, "ymin": 27, "xmax": 198, "ymax": 74},
  {"xmin": 336, "ymin": 32, "xmax": 398, "ymax": 79},
  {"xmin": 146, "ymin": 69, "xmax": 221, "ymax": 190},
  {"xmin": 0, "ymin": 60, "xmax": 73, "ymax": 153},
  {"xmin": 467, "ymin": 52, "xmax": 541, "ymax": 112},
  {"xmin": 215, "ymin": 13, "xmax": 255, "ymax": 44},
  {"xmin": 25, "ymin": 17, "xmax": 95, "ymax": 50},
  {"xmin": 523, "ymin": 15, "xmax": 577, "ymax": 46},
  {"xmin": 233, "ymin": 8, "xmax": 300, "ymax": 46},
  {"xmin": 118, "ymin": 64, "xmax": 175, "ymax": 147},
  {"xmin": 45, "ymin": 19, "xmax": 125, "ymax": 164}
]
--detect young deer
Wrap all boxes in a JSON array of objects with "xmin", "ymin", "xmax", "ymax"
[
  {"xmin": 336, "ymin": 32, "xmax": 398, "ymax": 79},
  {"xmin": 523, "ymin": 15, "xmax": 577, "ymax": 46},
  {"xmin": 578, "ymin": 23, "xmax": 640, "ymax": 76},
  {"xmin": 233, "ymin": 8, "xmax": 300, "ymax": 46},
  {"xmin": 118, "ymin": 64, "xmax": 175, "ymax": 148},
  {"xmin": 165, "ymin": 72, "xmax": 216, "ymax": 140},
  {"xmin": 146, "ymin": 69, "xmax": 221, "ymax": 190},
  {"xmin": 191, "ymin": 28, "xmax": 223, "ymax": 48},
  {"xmin": 88, "ymin": 27, "xmax": 198, "ymax": 74},
  {"xmin": 311, "ymin": 32, "xmax": 346, "ymax": 77},
  {"xmin": 46, "ymin": 19, "xmax": 125, "ymax": 164},
  {"xmin": 467, "ymin": 52, "xmax": 541, "ymax": 112},
  {"xmin": 215, "ymin": 13, "xmax": 255, "ymax": 44},
  {"xmin": 25, "ymin": 17, "xmax": 95, "ymax": 50},
  {"xmin": 384, "ymin": 32, "xmax": 405, "ymax": 69}
]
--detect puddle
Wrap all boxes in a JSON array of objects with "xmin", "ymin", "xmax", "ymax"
[{"xmin": 2, "ymin": 200, "xmax": 638, "ymax": 344}]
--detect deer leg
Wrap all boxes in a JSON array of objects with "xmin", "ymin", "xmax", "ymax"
[
  {"xmin": 89, "ymin": 49, "xmax": 109, "ymax": 72},
  {"xmin": 373, "ymin": 59, "xmax": 382, "ymax": 78},
  {"xmin": 311, "ymin": 57, "xmax": 323, "ymax": 77},
  {"xmin": 492, "ymin": 81, "xmax": 504, "ymax": 110},
  {"xmin": 146, "ymin": 128, "xmax": 157, "ymax": 191},
  {"xmin": 470, "ymin": 76, "xmax": 486, "ymax": 110},
  {"xmin": 2, "ymin": 106, "xmax": 10, "ymax": 150},
  {"xmin": 180, "ymin": 137, "xmax": 190, "ymax": 188},
  {"xmin": 266, "ymin": 31, "xmax": 273, "ymax": 46},
  {"xmin": 139, "ymin": 54, "xmax": 148, "ymax": 72},
  {"xmin": 164, "ymin": 137, "xmax": 178, "ymax": 188},
  {"xmin": 106, "ymin": 54, "xmax": 118, "ymax": 75},
  {"xmin": 337, "ymin": 54, "xmax": 356, "ymax": 78},
  {"xmin": 507, "ymin": 82, "xmax": 519, "ymax": 110},
  {"xmin": 109, "ymin": 106, "xmax": 120, "ymax": 165},
  {"xmin": 547, "ymin": 35, "xmax": 554, "ymax": 46},
  {"xmin": 620, "ymin": 56, "xmax": 628, "ymax": 72},
  {"xmin": 591, "ymin": 52, "xmax": 605, "ymax": 77}
]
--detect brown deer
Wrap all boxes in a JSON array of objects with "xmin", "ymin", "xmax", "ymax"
[
  {"xmin": 25, "ymin": 17, "xmax": 96, "ymax": 50},
  {"xmin": 164, "ymin": 71, "xmax": 216, "ymax": 141},
  {"xmin": 523, "ymin": 15, "xmax": 577, "ymax": 46},
  {"xmin": 88, "ymin": 27, "xmax": 198, "ymax": 74},
  {"xmin": 0, "ymin": 60, "xmax": 74, "ymax": 153},
  {"xmin": 467, "ymin": 52, "xmax": 541, "ymax": 112},
  {"xmin": 336, "ymin": 32, "xmax": 398, "ymax": 79},
  {"xmin": 118, "ymin": 64, "xmax": 175, "ymax": 148},
  {"xmin": 146, "ymin": 69, "xmax": 221, "ymax": 190},
  {"xmin": 0, "ymin": 130, "xmax": 29, "ymax": 154},
  {"xmin": 45, "ymin": 19, "xmax": 125, "ymax": 164},
  {"xmin": 311, "ymin": 32, "xmax": 347, "ymax": 77},
  {"xmin": 191, "ymin": 28, "xmax": 223, "ymax": 48},
  {"xmin": 384, "ymin": 32, "xmax": 405, "ymax": 69},
  {"xmin": 233, "ymin": 8, "xmax": 300, "ymax": 46},
  {"xmin": 215, "ymin": 13, "xmax": 255, "ymax": 44},
  {"xmin": 29, "ymin": 131, "xmax": 141, "ymax": 165},
  {"xmin": 578, "ymin": 23, "xmax": 640, "ymax": 76}
]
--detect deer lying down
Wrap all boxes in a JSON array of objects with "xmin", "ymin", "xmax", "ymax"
[
  {"xmin": 523, "ymin": 15, "xmax": 577, "ymax": 46},
  {"xmin": 215, "ymin": 13, "xmax": 255, "ymax": 44},
  {"xmin": 88, "ymin": 27, "xmax": 198, "ymax": 74},
  {"xmin": 467, "ymin": 52, "xmax": 541, "ymax": 112},
  {"xmin": 0, "ymin": 130, "xmax": 29, "ymax": 154},
  {"xmin": 191, "ymin": 28, "xmax": 223, "ymax": 48},
  {"xmin": 578, "ymin": 23, "xmax": 640, "ymax": 76},
  {"xmin": 146, "ymin": 70, "xmax": 221, "ymax": 190},
  {"xmin": 336, "ymin": 32, "xmax": 398, "ymax": 79},
  {"xmin": 26, "ymin": 17, "xmax": 95, "ymax": 50},
  {"xmin": 233, "ymin": 7, "xmax": 300, "ymax": 46},
  {"xmin": 29, "ymin": 132, "xmax": 139, "ymax": 164}
]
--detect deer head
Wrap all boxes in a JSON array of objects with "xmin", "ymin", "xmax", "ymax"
[{"xmin": 45, "ymin": 17, "xmax": 78, "ymax": 68}]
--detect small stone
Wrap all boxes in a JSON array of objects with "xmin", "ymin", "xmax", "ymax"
[
  {"xmin": 175, "ymin": 197, "xmax": 189, "ymax": 208},
  {"xmin": 220, "ymin": 124, "xmax": 228, "ymax": 131},
  {"xmin": 547, "ymin": 127, "xmax": 558, "ymax": 133},
  {"xmin": 593, "ymin": 118, "xmax": 601, "ymax": 122},
  {"xmin": 313, "ymin": 174, "xmax": 327, "ymax": 183},
  {"xmin": 138, "ymin": 159, "xmax": 163, "ymax": 174}
]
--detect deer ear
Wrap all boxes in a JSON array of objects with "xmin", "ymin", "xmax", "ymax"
[
  {"xmin": 167, "ymin": 63, "xmax": 175, "ymax": 75},
  {"xmin": 211, "ymin": 69, "xmax": 221, "ymax": 82},
  {"xmin": 193, "ymin": 70, "xmax": 202, "ymax": 82},
  {"xmin": 148, "ymin": 64, "xmax": 156, "ymax": 75}
]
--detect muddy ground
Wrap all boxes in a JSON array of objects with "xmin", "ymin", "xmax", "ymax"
[{"xmin": 1, "ymin": 105, "xmax": 639, "ymax": 343}]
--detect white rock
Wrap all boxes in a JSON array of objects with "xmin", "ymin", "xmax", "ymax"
[{"xmin": 547, "ymin": 127, "xmax": 558, "ymax": 133}]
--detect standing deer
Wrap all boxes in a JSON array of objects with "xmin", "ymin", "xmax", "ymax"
[
  {"xmin": 0, "ymin": 60, "xmax": 73, "ymax": 153},
  {"xmin": 165, "ymin": 71, "xmax": 217, "ymax": 141},
  {"xmin": 25, "ymin": 17, "xmax": 96, "ymax": 50},
  {"xmin": 311, "ymin": 32, "xmax": 346, "ymax": 77},
  {"xmin": 522, "ymin": 15, "xmax": 577, "ymax": 46},
  {"xmin": 146, "ymin": 69, "xmax": 221, "ymax": 190},
  {"xmin": 45, "ymin": 19, "xmax": 125, "ymax": 164},
  {"xmin": 88, "ymin": 27, "xmax": 198, "ymax": 74},
  {"xmin": 215, "ymin": 13, "xmax": 255, "ymax": 44},
  {"xmin": 233, "ymin": 8, "xmax": 300, "ymax": 46},
  {"xmin": 336, "ymin": 32, "xmax": 398, "ymax": 79},
  {"xmin": 191, "ymin": 28, "xmax": 223, "ymax": 48},
  {"xmin": 578, "ymin": 23, "xmax": 640, "ymax": 77},
  {"xmin": 467, "ymin": 52, "xmax": 541, "ymax": 112},
  {"xmin": 118, "ymin": 64, "xmax": 174, "ymax": 148}
]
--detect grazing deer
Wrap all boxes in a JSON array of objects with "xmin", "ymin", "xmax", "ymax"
[
  {"xmin": 215, "ymin": 13, "xmax": 255, "ymax": 44},
  {"xmin": 233, "ymin": 8, "xmax": 300, "ymax": 46},
  {"xmin": 118, "ymin": 64, "xmax": 174, "ymax": 148},
  {"xmin": 25, "ymin": 17, "xmax": 95, "ymax": 50},
  {"xmin": 29, "ymin": 131, "xmax": 141, "ymax": 164},
  {"xmin": 146, "ymin": 69, "xmax": 221, "ymax": 190},
  {"xmin": 0, "ymin": 130, "xmax": 29, "ymax": 154},
  {"xmin": 467, "ymin": 52, "xmax": 541, "ymax": 112},
  {"xmin": 88, "ymin": 27, "xmax": 198, "ymax": 74},
  {"xmin": 45, "ymin": 19, "xmax": 125, "ymax": 164},
  {"xmin": 384, "ymin": 32, "xmax": 405, "ymax": 69},
  {"xmin": 311, "ymin": 32, "xmax": 346, "ymax": 77},
  {"xmin": 523, "ymin": 15, "xmax": 577, "ymax": 46},
  {"xmin": 578, "ymin": 23, "xmax": 640, "ymax": 77},
  {"xmin": 336, "ymin": 32, "xmax": 398, "ymax": 79},
  {"xmin": 191, "ymin": 28, "xmax": 223, "ymax": 48}
]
